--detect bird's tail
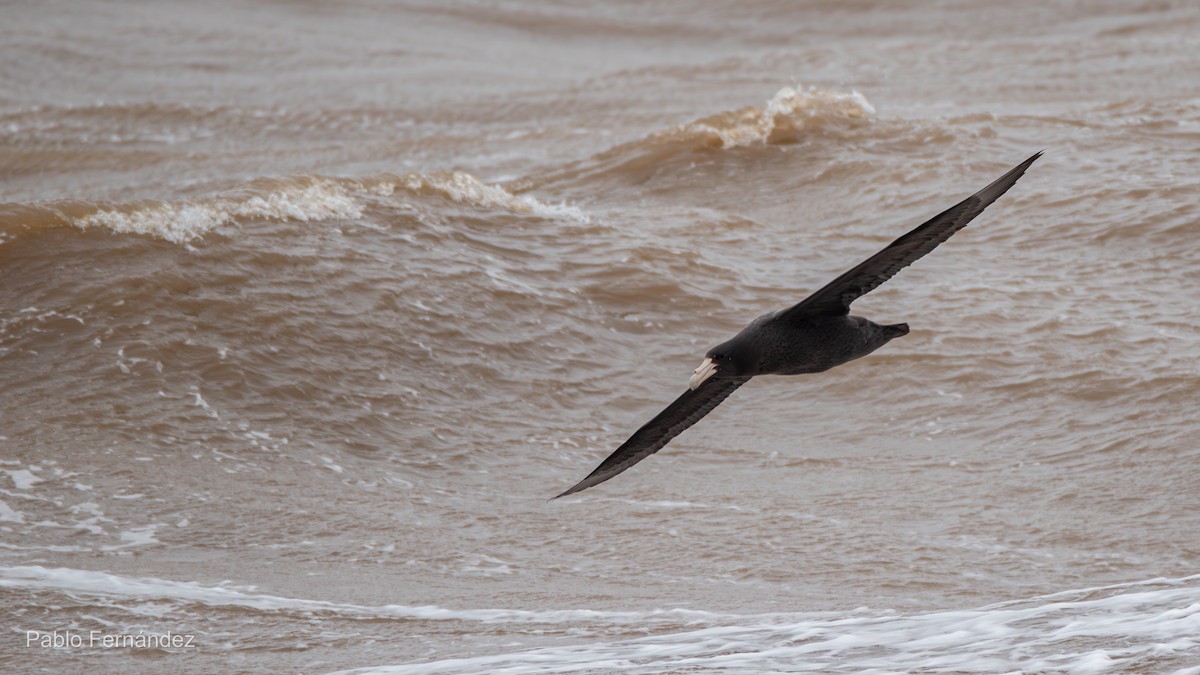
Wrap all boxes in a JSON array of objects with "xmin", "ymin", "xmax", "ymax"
[{"xmin": 885, "ymin": 323, "xmax": 910, "ymax": 338}]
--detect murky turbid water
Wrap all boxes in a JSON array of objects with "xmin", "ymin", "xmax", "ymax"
[{"xmin": 3, "ymin": 1, "xmax": 1200, "ymax": 672}]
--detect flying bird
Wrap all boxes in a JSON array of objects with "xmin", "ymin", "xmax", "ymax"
[{"xmin": 554, "ymin": 152, "xmax": 1041, "ymax": 499}]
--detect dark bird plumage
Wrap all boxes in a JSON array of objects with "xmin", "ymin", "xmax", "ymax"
[{"xmin": 554, "ymin": 152, "xmax": 1041, "ymax": 499}]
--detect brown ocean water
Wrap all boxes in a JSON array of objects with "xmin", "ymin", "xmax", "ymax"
[{"xmin": 2, "ymin": 1, "xmax": 1199, "ymax": 672}]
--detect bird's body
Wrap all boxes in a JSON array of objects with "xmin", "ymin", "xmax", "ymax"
[
  {"xmin": 727, "ymin": 312, "xmax": 909, "ymax": 377},
  {"xmin": 555, "ymin": 152, "xmax": 1042, "ymax": 499}
]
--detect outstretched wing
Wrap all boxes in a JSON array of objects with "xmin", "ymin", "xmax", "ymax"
[
  {"xmin": 780, "ymin": 151, "xmax": 1042, "ymax": 320},
  {"xmin": 553, "ymin": 377, "xmax": 750, "ymax": 499}
]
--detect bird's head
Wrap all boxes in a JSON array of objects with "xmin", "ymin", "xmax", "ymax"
[{"xmin": 689, "ymin": 338, "xmax": 757, "ymax": 390}]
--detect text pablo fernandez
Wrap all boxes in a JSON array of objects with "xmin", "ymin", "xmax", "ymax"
[{"xmin": 26, "ymin": 630, "xmax": 197, "ymax": 649}]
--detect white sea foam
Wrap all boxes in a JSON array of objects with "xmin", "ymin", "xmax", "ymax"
[
  {"xmin": 0, "ymin": 566, "xmax": 725, "ymax": 623},
  {"xmin": 3, "ymin": 565, "xmax": 1197, "ymax": 673},
  {"xmin": 333, "ymin": 575, "xmax": 1200, "ymax": 674},
  {"xmin": 76, "ymin": 179, "xmax": 364, "ymax": 243},
  {"xmin": 5, "ymin": 468, "xmax": 42, "ymax": 490},
  {"xmin": 70, "ymin": 171, "xmax": 586, "ymax": 243},
  {"xmin": 114, "ymin": 524, "xmax": 162, "ymax": 548},
  {"xmin": 396, "ymin": 171, "xmax": 589, "ymax": 222},
  {"xmin": 0, "ymin": 499, "xmax": 24, "ymax": 523},
  {"xmin": 681, "ymin": 85, "xmax": 874, "ymax": 148}
]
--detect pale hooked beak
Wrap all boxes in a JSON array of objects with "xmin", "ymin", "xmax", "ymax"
[{"xmin": 689, "ymin": 357, "xmax": 717, "ymax": 390}]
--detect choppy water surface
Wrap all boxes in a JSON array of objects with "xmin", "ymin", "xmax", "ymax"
[{"xmin": 2, "ymin": 1, "xmax": 1199, "ymax": 672}]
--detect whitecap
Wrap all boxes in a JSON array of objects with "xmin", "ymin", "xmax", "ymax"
[
  {"xmin": 397, "ymin": 171, "xmax": 589, "ymax": 222},
  {"xmin": 680, "ymin": 85, "xmax": 874, "ymax": 148},
  {"xmin": 334, "ymin": 575, "xmax": 1200, "ymax": 674},
  {"xmin": 5, "ymin": 566, "xmax": 1197, "ymax": 673},
  {"xmin": 75, "ymin": 178, "xmax": 364, "ymax": 243}
]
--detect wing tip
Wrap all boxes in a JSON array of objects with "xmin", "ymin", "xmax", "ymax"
[
  {"xmin": 976, "ymin": 149, "xmax": 1044, "ymax": 202},
  {"xmin": 550, "ymin": 476, "xmax": 597, "ymax": 501},
  {"xmin": 1014, "ymin": 149, "xmax": 1044, "ymax": 175},
  {"xmin": 1008, "ymin": 149, "xmax": 1044, "ymax": 176}
]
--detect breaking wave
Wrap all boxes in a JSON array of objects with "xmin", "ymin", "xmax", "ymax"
[
  {"xmin": 4, "ymin": 565, "xmax": 1199, "ymax": 673},
  {"xmin": 389, "ymin": 171, "xmax": 588, "ymax": 221},
  {"xmin": 0, "ymin": 171, "xmax": 587, "ymax": 245},
  {"xmin": 510, "ymin": 85, "xmax": 875, "ymax": 193},
  {"xmin": 668, "ymin": 85, "xmax": 875, "ymax": 149},
  {"xmin": 339, "ymin": 574, "xmax": 1200, "ymax": 674},
  {"xmin": 0, "ymin": 86, "xmax": 869, "ymax": 244}
]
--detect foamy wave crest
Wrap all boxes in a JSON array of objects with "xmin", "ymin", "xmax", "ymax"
[
  {"xmin": 511, "ymin": 86, "xmax": 877, "ymax": 192},
  {"xmin": 1, "ymin": 171, "xmax": 586, "ymax": 244},
  {"xmin": 673, "ymin": 85, "xmax": 874, "ymax": 148},
  {"xmin": 75, "ymin": 177, "xmax": 364, "ymax": 243},
  {"xmin": 6, "ymin": 565, "xmax": 1200, "ymax": 673},
  {"xmin": 391, "ymin": 171, "xmax": 589, "ymax": 222},
  {"xmin": 337, "ymin": 575, "xmax": 1200, "ymax": 674}
]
